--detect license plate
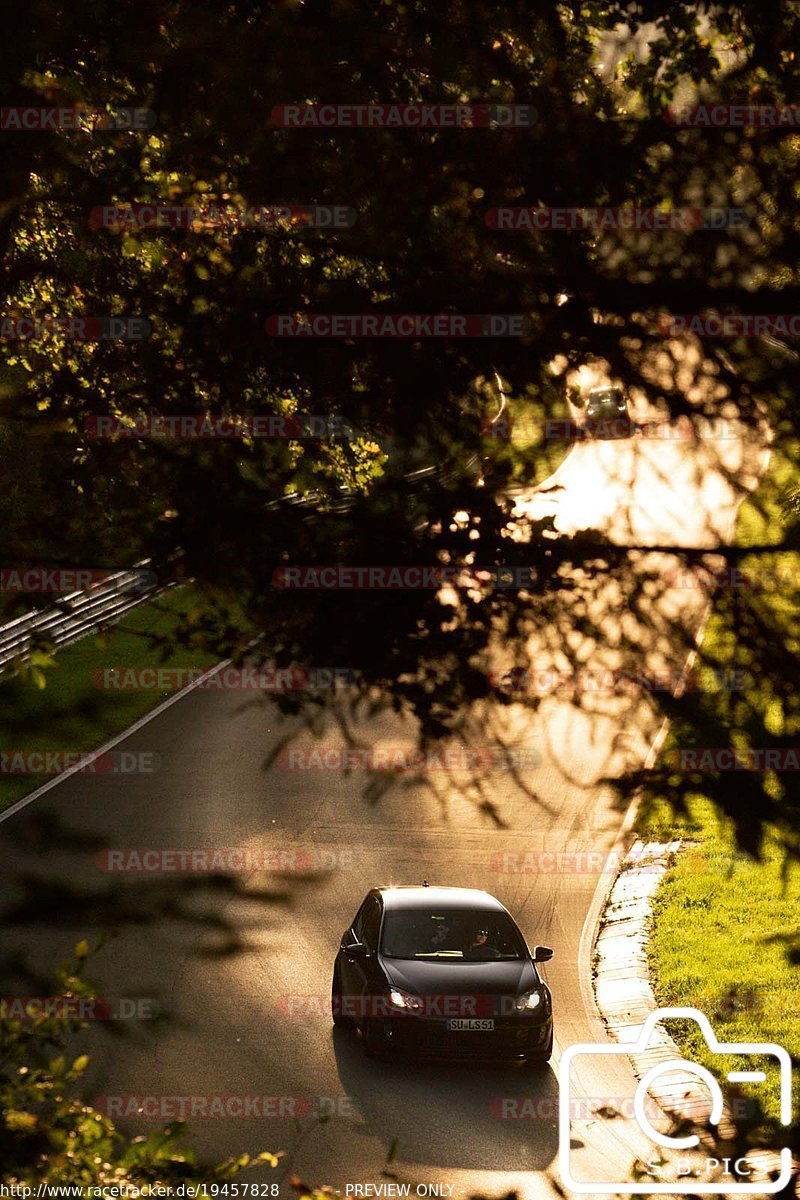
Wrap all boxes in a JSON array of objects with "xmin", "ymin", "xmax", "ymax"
[{"xmin": 446, "ymin": 1018, "xmax": 494, "ymax": 1031}]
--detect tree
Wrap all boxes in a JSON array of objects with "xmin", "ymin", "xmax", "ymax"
[
  {"xmin": 1, "ymin": 0, "xmax": 798, "ymax": 843},
  {"xmin": 0, "ymin": 943, "xmax": 280, "ymax": 1186}
]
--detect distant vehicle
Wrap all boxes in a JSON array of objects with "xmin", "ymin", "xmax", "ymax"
[
  {"xmin": 581, "ymin": 385, "xmax": 634, "ymax": 438},
  {"xmin": 332, "ymin": 885, "xmax": 554, "ymax": 1065}
]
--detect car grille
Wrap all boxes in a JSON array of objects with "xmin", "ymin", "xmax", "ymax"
[{"xmin": 384, "ymin": 1016, "xmax": 550, "ymax": 1057}]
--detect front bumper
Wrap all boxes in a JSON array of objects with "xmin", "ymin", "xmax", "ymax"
[{"xmin": 373, "ymin": 1014, "xmax": 553, "ymax": 1061}]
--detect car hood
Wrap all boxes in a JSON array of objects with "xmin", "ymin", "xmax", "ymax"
[
  {"xmin": 381, "ymin": 956, "xmax": 538, "ymax": 996},
  {"xmin": 587, "ymin": 403, "xmax": 626, "ymax": 417}
]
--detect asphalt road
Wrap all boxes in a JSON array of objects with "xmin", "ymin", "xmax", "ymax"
[{"xmin": 0, "ymin": 347, "xmax": 768, "ymax": 1198}]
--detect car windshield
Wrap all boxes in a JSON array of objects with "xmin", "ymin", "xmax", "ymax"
[
  {"xmin": 380, "ymin": 908, "xmax": 527, "ymax": 961},
  {"xmin": 587, "ymin": 389, "xmax": 624, "ymax": 411}
]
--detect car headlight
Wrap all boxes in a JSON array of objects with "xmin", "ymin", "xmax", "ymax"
[
  {"xmin": 515, "ymin": 989, "xmax": 543, "ymax": 1012},
  {"xmin": 389, "ymin": 988, "xmax": 425, "ymax": 1012}
]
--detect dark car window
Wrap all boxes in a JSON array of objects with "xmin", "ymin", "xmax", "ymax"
[
  {"xmin": 380, "ymin": 908, "xmax": 526, "ymax": 961},
  {"xmin": 354, "ymin": 896, "xmax": 382, "ymax": 952},
  {"xmin": 587, "ymin": 388, "xmax": 626, "ymax": 413}
]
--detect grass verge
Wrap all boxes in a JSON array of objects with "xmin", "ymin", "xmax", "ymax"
[
  {"xmin": 0, "ymin": 586, "xmax": 223, "ymax": 814},
  {"xmin": 487, "ymin": 382, "xmax": 572, "ymax": 487},
  {"xmin": 636, "ymin": 422, "xmax": 800, "ymax": 1127}
]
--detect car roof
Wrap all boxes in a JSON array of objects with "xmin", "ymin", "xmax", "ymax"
[
  {"xmin": 376, "ymin": 886, "xmax": 508, "ymax": 913},
  {"xmin": 588, "ymin": 386, "xmax": 623, "ymax": 397}
]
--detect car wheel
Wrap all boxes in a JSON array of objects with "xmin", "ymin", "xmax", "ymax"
[
  {"xmin": 331, "ymin": 962, "xmax": 351, "ymax": 1027},
  {"xmin": 362, "ymin": 1019, "xmax": 387, "ymax": 1059}
]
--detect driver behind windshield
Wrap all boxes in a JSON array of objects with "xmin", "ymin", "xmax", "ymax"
[{"xmin": 464, "ymin": 923, "xmax": 502, "ymax": 960}]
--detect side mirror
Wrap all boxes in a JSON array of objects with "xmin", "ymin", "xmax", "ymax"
[
  {"xmin": 533, "ymin": 945, "xmax": 554, "ymax": 963},
  {"xmin": 343, "ymin": 937, "xmax": 369, "ymax": 956}
]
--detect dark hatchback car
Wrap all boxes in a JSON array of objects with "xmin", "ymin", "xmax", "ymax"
[
  {"xmin": 582, "ymin": 385, "xmax": 635, "ymax": 438},
  {"xmin": 332, "ymin": 886, "xmax": 553, "ymax": 1065}
]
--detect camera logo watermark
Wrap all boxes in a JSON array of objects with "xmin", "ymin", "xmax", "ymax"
[{"xmin": 559, "ymin": 1006, "xmax": 792, "ymax": 1194}]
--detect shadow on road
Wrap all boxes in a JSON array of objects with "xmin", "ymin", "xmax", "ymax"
[
  {"xmin": 0, "ymin": 804, "xmax": 294, "ymax": 1003},
  {"xmin": 331, "ymin": 1026, "xmax": 559, "ymax": 1172}
]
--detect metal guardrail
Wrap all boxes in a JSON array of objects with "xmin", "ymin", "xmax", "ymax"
[
  {"xmin": 0, "ymin": 440, "xmax": 485, "ymax": 671},
  {"xmin": 0, "ymin": 378, "xmax": 505, "ymax": 669},
  {"xmin": 0, "ymin": 565, "xmax": 158, "ymax": 674}
]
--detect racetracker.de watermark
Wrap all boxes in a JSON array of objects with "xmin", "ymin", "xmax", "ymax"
[
  {"xmin": 0, "ymin": 750, "xmax": 159, "ymax": 776},
  {"xmin": 95, "ymin": 846, "xmax": 355, "ymax": 873},
  {"xmin": 0, "ymin": 106, "xmax": 155, "ymax": 130},
  {"xmin": 665, "ymin": 103, "xmax": 800, "ymax": 127},
  {"xmin": 668, "ymin": 747, "xmax": 800, "ymax": 771},
  {"xmin": 91, "ymin": 665, "xmax": 358, "ymax": 691},
  {"xmin": 0, "ymin": 995, "xmax": 157, "ymax": 1021},
  {"xmin": 95, "ymin": 1094, "xmax": 317, "ymax": 1119},
  {"xmin": 270, "ymin": 104, "xmax": 537, "ymax": 127},
  {"xmin": 0, "ymin": 316, "xmax": 150, "ymax": 340},
  {"xmin": 665, "ymin": 562, "xmax": 799, "ymax": 590},
  {"xmin": 542, "ymin": 416, "xmax": 755, "ymax": 442},
  {"xmin": 0, "ymin": 567, "xmax": 155, "ymax": 593},
  {"xmin": 276, "ymin": 992, "xmax": 534, "ymax": 1019},
  {"xmin": 491, "ymin": 1093, "xmax": 667, "ymax": 1120},
  {"xmin": 272, "ymin": 565, "xmax": 538, "ymax": 589},
  {"xmin": 486, "ymin": 207, "xmax": 747, "ymax": 231},
  {"xmin": 276, "ymin": 744, "xmax": 541, "ymax": 771},
  {"xmin": 265, "ymin": 314, "xmax": 530, "ymax": 337},
  {"xmin": 688, "ymin": 986, "xmax": 800, "ymax": 1023},
  {"xmin": 487, "ymin": 666, "xmax": 750, "ymax": 696},
  {"xmin": 89, "ymin": 203, "xmax": 355, "ymax": 231},
  {"xmin": 491, "ymin": 849, "xmax": 661, "ymax": 875},
  {"xmin": 660, "ymin": 313, "xmax": 800, "ymax": 337},
  {"xmin": 84, "ymin": 414, "xmax": 355, "ymax": 439},
  {"xmin": 490, "ymin": 847, "xmax": 765, "ymax": 875}
]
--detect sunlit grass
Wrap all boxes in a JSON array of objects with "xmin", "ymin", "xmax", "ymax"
[
  {"xmin": 636, "ymin": 428, "xmax": 800, "ymax": 1128},
  {"xmin": 488, "ymin": 384, "xmax": 571, "ymax": 486},
  {"xmin": 648, "ymin": 815, "xmax": 800, "ymax": 1125}
]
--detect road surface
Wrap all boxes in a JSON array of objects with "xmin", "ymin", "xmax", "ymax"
[{"xmin": 0, "ymin": 342, "xmax": 768, "ymax": 1197}]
